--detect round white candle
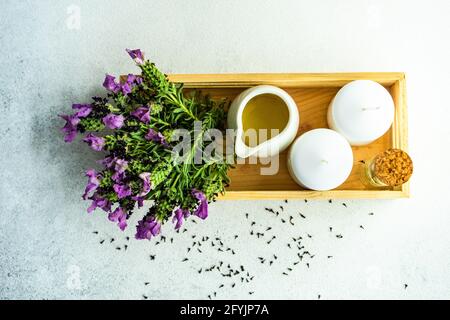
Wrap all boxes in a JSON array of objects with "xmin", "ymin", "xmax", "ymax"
[
  {"xmin": 287, "ymin": 129, "xmax": 353, "ymax": 191},
  {"xmin": 327, "ymin": 80, "xmax": 395, "ymax": 146}
]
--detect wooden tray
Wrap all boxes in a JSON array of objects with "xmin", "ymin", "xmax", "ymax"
[{"xmin": 169, "ymin": 73, "xmax": 408, "ymax": 200}]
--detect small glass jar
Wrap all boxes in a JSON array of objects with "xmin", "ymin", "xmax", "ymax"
[{"xmin": 360, "ymin": 149, "xmax": 413, "ymax": 188}]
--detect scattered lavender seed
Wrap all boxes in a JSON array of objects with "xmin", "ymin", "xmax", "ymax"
[
  {"xmin": 404, "ymin": 284, "xmax": 408, "ymax": 289},
  {"xmin": 143, "ymin": 295, "xmax": 148, "ymax": 300},
  {"xmin": 234, "ymin": 235, "xmax": 238, "ymax": 239},
  {"xmin": 92, "ymin": 231, "xmax": 98, "ymax": 234},
  {"xmin": 249, "ymin": 292, "xmax": 254, "ymax": 295},
  {"xmin": 182, "ymin": 258, "xmax": 188, "ymax": 262},
  {"xmin": 328, "ymin": 199, "xmax": 332, "ymax": 203},
  {"xmin": 100, "ymin": 240, "xmax": 105, "ymax": 245},
  {"xmin": 110, "ymin": 238, "xmax": 115, "ymax": 243},
  {"xmin": 281, "ymin": 219, "xmax": 286, "ymax": 223},
  {"xmin": 144, "ymin": 282, "xmax": 149, "ymax": 286},
  {"xmin": 360, "ymin": 225, "xmax": 365, "ymax": 229},
  {"xmin": 329, "ymin": 227, "xmax": 333, "ymax": 232},
  {"xmin": 336, "ymin": 234, "xmax": 343, "ymax": 239},
  {"xmin": 280, "ymin": 206, "xmax": 284, "ymax": 211},
  {"xmin": 284, "ymin": 199, "xmax": 288, "ymax": 203},
  {"xmin": 299, "ymin": 213, "xmax": 306, "ymax": 219},
  {"xmin": 342, "ymin": 203, "xmax": 347, "ymax": 207},
  {"xmin": 282, "ymin": 272, "xmax": 288, "ymax": 275},
  {"xmin": 245, "ymin": 213, "xmax": 249, "ymax": 219},
  {"xmin": 327, "ymin": 256, "xmax": 333, "ymax": 259},
  {"xmin": 149, "ymin": 255, "xmax": 156, "ymax": 260}
]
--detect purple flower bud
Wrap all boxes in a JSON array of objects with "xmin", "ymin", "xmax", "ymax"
[
  {"xmin": 114, "ymin": 158, "xmax": 128, "ymax": 174},
  {"xmin": 135, "ymin": 216, "xmax": 161, "ymax": 240},
  {"xmin": 108, "ymin": 207, "xmax": 128, "ymax": 231},
  {"xmin": 82, "ymin": 169, "xmax": 100, "ymax": 200},
  {"xmin": 126, "ymin": 74, "xmax": 137, "ymax": 83},
  {"xmin": 120, "ymin": 81, "xmax": 132, "ymax": 95},
  {"xmin": 172, "ymin": 207, "xmax": 190, "ymax": 230},
  {"xmin": 103, "ymin": 74, "xmax": 120, "ymax": 93},
  {"xmin": 192, "ymin": 189, "xmax": 208, "ymax": 220},
  {"xmin": 132, "ymin": 196, "xmax": 145, "ymax": 208},
  {"xmin": 145, "ymin": 128, "xmax": 169, "ymax": 147},
  {"xmin": 137, "ymin": 172, "xmax": 152, "ymax": 197},
  {"xmin": 131, "ymin": 106, "xmax": 151, "ymax": 124},
  {"xmin": 113, "ymin": 184, "xmax": 132, "ymax": 199},
  {"xmin": 103, "ymin": 114, "xmax": 124, "ymax": 129},
  {"xmin": 60, "ymin": 114, "xmax": 80, "ymax": 143},
  {"xmin": 72, "ymin": 104, "xmax": 92, "ymax": 118},
  {"xmin": 126, "ymin": 48, "xmax": 144, "ymax": 64},
  {"xmin": 83, "ymin": 133, "xmax": 105, "ymax": 151},
  {"xmin": 87, "ymin": 193, "xmax": 111, "ymax": 214}
]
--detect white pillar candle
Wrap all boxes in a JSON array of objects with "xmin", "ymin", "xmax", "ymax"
[
  {"xmin": 327, "ymin": 80, "xmax": 395, "ymax": 146},
  {"xmin": 287, "ymin": 129, "xmax": 353, "ymax": 191}
]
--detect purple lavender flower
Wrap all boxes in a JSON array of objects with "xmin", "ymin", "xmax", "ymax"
[
  {"xmin": 131, "ymin": 106, "xmax": 150, "ymax": 124},
  {"xmin": 126, "ymin": 74, "xmax": 137, "ymax": 84},
  {"xmin": 126, "ymin": 48, "xmax": 144, "ymax": 64},
  {"xmin": 192, "ymin": 189, "xmax": 208, "ymax": 219},
  {"xmin": 103, "ymin": 114, "xmax": 124, "ymax": 129},
  {"xmin": 132, "ymin": 196, "xmax": 145, "ymax": 208},
  {"xmin": 172, "ymin": 207, "xmax": 190, "ymax": 230},
  {"xmin": 72, "ymin": 104, "xmax": 92, "ymax": 118},
  {"xmin": 98, "ymin": 156, "xmax": 115, "ymax": 169},
  {"xmin": 114, "ymin": 158, "xmax": 128, "ymax": 173},
  {"xmin": 120, "ymin": 81, "xmax": 132, "ymax": 95},
  {"xmin": 103, "ymin": 74, "xmax": 120, "ymax": 93},
  {"xmin": 112, "ymin": 171, "xmax": 126, "ymax": 183},
  {"xmin": 135, "ymin": 216, "xmax": 161, "ymax": 240},
  {"xmin": 108, "ymin": 207, "xmax": 128, "ymax": 231},
  {"xmin": 145, "ymin": 128, "xmax": 169, "ymax": 147},
  {"xmin": 82, "ymin": 169, "xmax": 100, "ymax": 200},
  {"xmin": 87, "ymin": 193, "xmax": 111, "ymax": 214},
  {"xmin": 83, "ymin": 133, "xmax": 105, "ymax": 151},
  {"xmin": 113, "ymin": 184, "xmax": 132, "ymax": 199},
  {"xmin": 60, "ymin": 114, "xmax": 80, "ymax": 143},
  {"xmin": 137, "ymin": 172, "xmax": 152, "ymax": 197}
]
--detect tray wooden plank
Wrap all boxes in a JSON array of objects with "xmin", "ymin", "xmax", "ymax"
[{"xmin": 169, "ymin": 73, "xmax": 408, "ymax": 200}]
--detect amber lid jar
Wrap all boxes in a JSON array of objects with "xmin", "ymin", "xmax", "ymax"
[{"xmin": 361, "ymin": 149, "xmax": 413, "ymax": 187}]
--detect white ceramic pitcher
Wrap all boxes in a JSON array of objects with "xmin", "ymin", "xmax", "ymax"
[{"xmin": 227, "ymin": 85, "xmax": 300, "ymax": 159}]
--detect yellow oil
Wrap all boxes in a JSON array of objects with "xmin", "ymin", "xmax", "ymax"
[{"xmin": 242, "ymin": 94, "xmax": 289, "ymax": 147}]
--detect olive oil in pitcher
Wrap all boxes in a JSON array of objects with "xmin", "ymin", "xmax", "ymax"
[{"xmin": 241, "ymin": 94, "xmax": 289, "ymax": 147}]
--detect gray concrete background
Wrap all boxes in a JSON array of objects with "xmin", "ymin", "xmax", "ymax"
[{"xmin": 1, "ymin": 0, "xmax": 450, "ymax": 299}]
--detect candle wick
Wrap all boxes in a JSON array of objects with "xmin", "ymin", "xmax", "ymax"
[{"xmin": 361, "ymin": 106, "xmax": 381, "ymax": 111}]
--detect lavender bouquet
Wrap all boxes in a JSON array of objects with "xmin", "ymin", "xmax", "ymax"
[{"xmin": 61, "ymin": 49, "xmax": 231, "ymax": 240}]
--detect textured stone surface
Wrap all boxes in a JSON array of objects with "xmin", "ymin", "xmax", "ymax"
[{"xmin": 1, "ymin": 0, "xmax": 450, "ymax": 299}]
